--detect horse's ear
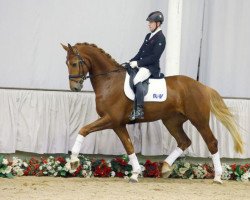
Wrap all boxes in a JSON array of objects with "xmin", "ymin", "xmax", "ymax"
[
  {"xmin": 61, "ymin": 43, "xmax": 68, "ymax": 51},
  {"xmin": 67, "ymin": 43, "xmax": 74, "ymax": 54}
]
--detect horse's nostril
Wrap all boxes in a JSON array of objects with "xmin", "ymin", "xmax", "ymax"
[
  {"xmin": 73, "ymin": 87, "xmax": 80, "ymax": 92},
  {"xmin": 71, "ymin": 87, "xmax": 76, "ymax": 92}
]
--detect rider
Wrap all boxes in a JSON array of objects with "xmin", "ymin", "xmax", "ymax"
[{"xmin": 129, "ymin": 11, "xmax": 166, "ymax": 120}]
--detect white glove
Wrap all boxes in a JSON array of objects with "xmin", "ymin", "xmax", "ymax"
[
  {"xmin": 121, "ymin": 63, "xmax": 127, "ymax": 67},
  {"xmin": 130, "ymin": 61, "xmax": 138, "ymax": 68}
]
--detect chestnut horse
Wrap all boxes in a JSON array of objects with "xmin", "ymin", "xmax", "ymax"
[{"xmin": 61, "ymin": 43, "xmax": 243, "ymax": 183}]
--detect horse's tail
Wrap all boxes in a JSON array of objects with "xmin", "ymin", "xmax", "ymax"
[{"xmin": 209, "ymin": 89, "xmax": 244, "ymax": 154}]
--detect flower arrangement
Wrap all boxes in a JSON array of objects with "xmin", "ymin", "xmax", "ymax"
[
  {"xmin": 92, "ymin": 159, "xmax": 111, "ymax": 177},
  {"xmin": 143, "ymin": 160, "xmax": 161, "ymax": 178},
  {"xmin": 0, "ymin": 156, "xmax": 13, "ymax": 178},
  {"xmin": 222, "ymin": 163, "xmax": 250, "ymax": 182},
  {"xmin": 171, "ymin": 161, "xmax": 194, "ymax": 179},
  {"xmin": 1, "ymin": 155, "xmax": 250, "ymax": 181},
  {"xmin": 110, "ymin": 155, "xmax": 132, "ymax": 178}
]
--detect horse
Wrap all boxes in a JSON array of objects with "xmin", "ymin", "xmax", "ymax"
[{"xmin": 61, "ymin": 42, "xmax": 243, "ymax": 183}]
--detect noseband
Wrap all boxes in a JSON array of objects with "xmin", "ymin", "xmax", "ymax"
[{"xmin": 68, "ymin": 48, "xmax": 88, "ymax": 84}]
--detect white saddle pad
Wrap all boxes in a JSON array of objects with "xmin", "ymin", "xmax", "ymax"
[{"xmin": 124, "ymin": 72, "xmax": 167, "ymax": 102}]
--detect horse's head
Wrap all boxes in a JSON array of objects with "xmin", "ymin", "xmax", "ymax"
[{"xmin": 61, "ymin": 43, "xmax": 90, "ymax": 92}]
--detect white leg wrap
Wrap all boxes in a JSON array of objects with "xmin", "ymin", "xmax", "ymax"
[
  {"xmin": 211, "ymin": 152, "xmax": 222, "ymax": 176},
  {"xmin": 71, "ymin": 134, "xmax": 85, "ymax": 158},
  {"xmin": 128, "ymin": 153, "xmax": 141, "ymax": 173},
  {"xmin": 164, "ymin": 147, "xmax": 183, "ymax": 166}
]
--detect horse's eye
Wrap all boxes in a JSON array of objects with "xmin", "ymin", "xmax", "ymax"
[{"xmin": 72, "ymin": 63, "xmax": 77, "ymax": 67}]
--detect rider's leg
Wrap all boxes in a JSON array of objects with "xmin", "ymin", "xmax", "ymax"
[
  {"xmin": 130, "ymin": 67, "xmax": 151, "ymax": 120},
  {"xmin": 134, "ymin": 82, "xmax": 144, "ymax": 118},
  {"xmin": 133, "ymin": 67, "xmax": 151, "ymax": 85}
]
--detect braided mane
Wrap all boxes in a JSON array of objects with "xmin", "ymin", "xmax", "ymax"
[{"xmin": 76, "ymin": 42, "xmax": 120, "ymax": 66}]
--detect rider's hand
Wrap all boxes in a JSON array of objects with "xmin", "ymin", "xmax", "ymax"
[{"xmin": 130, "ymin": 61, "xmax": 138, "ymax": 68}]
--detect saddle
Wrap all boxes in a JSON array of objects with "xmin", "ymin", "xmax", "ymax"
[
  {"xmin": 123, "ymin": 63, "xmax": 167, "ymax": 102},
  {"xmin": 124, "ymin": 63, "xmax": 165, "ymax": 95}
]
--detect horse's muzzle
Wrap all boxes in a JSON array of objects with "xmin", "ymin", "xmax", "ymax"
[{"xmin": 70, "ymin": 82, "xmax": 83, "ymax": 92}]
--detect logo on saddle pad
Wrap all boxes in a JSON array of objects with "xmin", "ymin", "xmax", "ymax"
[
  {"xmin": 153, "ymin": 93, "xmax": 164, "ymax": 99},
  {"xmin": 124, "ymin": 73, "xmax": 167, "ymax": 102}
]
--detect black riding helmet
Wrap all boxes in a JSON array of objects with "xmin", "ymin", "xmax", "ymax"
[{"xmin": 146, "ymin": 11, "xmax": 164, "ymax": 24}]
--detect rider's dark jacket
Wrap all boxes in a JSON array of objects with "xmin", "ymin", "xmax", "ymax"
[{"xmin": 130, "ymin": 30, "xmax": 166, "ymax": 78}]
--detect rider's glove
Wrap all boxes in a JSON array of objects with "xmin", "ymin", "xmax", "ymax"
[
  {"xmin": 121, "ymin": 62, "xmax": 129, "ymax": 68},
  {"xmin": 130, "ymin": 61, "xmax": 138, "ymax": 68}
]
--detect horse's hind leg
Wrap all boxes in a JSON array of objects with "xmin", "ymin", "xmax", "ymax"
[
  {"xmin": 161, "ymin": 116, "xmax": 191, "ymax": 177},
  {"xmin": 194, "ymin": 123, "xmax": 223, "ymax": 184}
]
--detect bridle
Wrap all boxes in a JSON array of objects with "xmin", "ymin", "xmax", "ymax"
[
  {"xmin": 67, "ymin": 45, "xmax": 89, "ymax": 84},
  {"xmin": 67, "ymin": 45, "xmax": 125, "ymax": 85}
]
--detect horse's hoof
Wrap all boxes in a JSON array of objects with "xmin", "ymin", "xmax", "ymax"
[
  {"xmin": 129, "ymin": 173, "xmax": 139, "ymax": 183},
  {"xmin": 70, "ymin": 157, "xmax": 80, "ymax": 170},
  {"xmin": 162, "ymin": 170, "xmax": 172, "ymax": 178},
  {"xmin": 161, "ymin": 162, "xmax": 172, "ymax": 178},
  {"xmin": 213, "ymin": 175, "xmax": 223, "ymax": 184}
]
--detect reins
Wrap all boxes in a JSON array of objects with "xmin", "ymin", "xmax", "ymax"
[{"xmin": 82, "ymin": 68, "xmax": 125, "ymax": 80}]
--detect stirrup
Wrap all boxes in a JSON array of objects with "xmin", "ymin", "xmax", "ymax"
[
  {"xmin": 134, "ymin": 107, "xmax": 144, "ymax": 119},
  {"xmin": 129, "ymin": 109, "xmax": 136, "ymax": 121}
]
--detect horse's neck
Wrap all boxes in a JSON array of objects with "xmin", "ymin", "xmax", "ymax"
[
  {"xmin": 90, "ymin": 57, "xmax": 125, "ymax": 95},
  {"xmin": 79, "ymin": 45, "xmax": 125, "ymax": 96},
  {"xmin": 90, "ymin": 56, "xmax": 115, "ymax": 75}
]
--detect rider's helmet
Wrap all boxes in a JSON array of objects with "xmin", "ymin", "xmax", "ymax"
[{"xmin": 146, "ymin": 11, "xmax": 164, "ymax": 24}]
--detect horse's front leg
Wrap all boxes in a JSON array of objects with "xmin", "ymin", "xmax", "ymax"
[
  {"xmin": 70, "ymin": 115, "xmax": 112, "ymax": 169},
  {"xmin": 113, "ymin": 126, "xmax": 141, "ymax": 182}
]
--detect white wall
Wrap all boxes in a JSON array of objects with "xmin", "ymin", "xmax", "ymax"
[
  {"xmin": 0, "ymin": 0, "xmax": 168, "ymax": 91},
  {"xmin": 199, "ymin": 0, "xmax": 250, "ymax": 98},
  {"xmin": 1, "ymin": 0, "xmax": 250, "ymax": 98}
]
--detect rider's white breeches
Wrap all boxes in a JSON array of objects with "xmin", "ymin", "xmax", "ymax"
[{"xmin": 133, "ymin": 67, "xmax": 151, "ymax": 85}]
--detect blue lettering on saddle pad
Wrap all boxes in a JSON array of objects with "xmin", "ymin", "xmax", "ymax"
[{"xmin": 153, "ymin": 94, "xmax": 164, "ymax": 99}]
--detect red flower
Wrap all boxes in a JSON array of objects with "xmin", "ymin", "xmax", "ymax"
[
  {"xmin": 23, "ymin": 169, "xmax": 29, "ymax": 176},
  {"xmin": 93, "ymin": 163, "xmax": 111, "ymax": 177},
  {"xmin": 73, "ymin": 165, "xmax": 83, "ymax": 177},
  {"xmin": 101, "ymin": 159, "xmax": 105, "ymax": 164},
  {"xmin": 244, "ymin": 164, "xmax": 250, "ymax": 169},
  {"xmin": 116, "ymin": 172, "xmax": 124, "ymax": 177},
  {"xmin": 231, "ymin": 164, "xmax": 237, "ymax": 171},
  {"xmin": 41, "ymin": 157, "xmax": 47, "ymax": 164},
  {"xmin": 34, "ymin": 164, "xmax": 40, "ymax": 170},
  {"xmin": 239, "ymin": 165, "xmax": 248, "ymax": 173},
  {"xmin": 203, "ymin": 164, "xmax": 214, "ymax": 179},
  {"xmin": 144, "ymin": 160, "xmax": 160, "ymax": 178},
  {"xmin": 115, "ymin": 157, "xmax": 128, "ymax": 166},
  {"xmin": 55, "ymin": 157, "xmax": 66, "ymax": 164}
]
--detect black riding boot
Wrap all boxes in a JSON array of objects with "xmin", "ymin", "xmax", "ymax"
[{"xmin": 129, "ymin": 82, "xmax": 144, "ymax": 120}]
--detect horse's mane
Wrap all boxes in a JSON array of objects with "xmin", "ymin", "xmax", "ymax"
[{"xmin": 76, "ymin": 42, "xmax": 120, "ymax": 66}]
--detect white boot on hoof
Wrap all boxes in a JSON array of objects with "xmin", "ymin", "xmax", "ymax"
[
  {"xmin": 70, "ymin": 155, "xmax": 80, "ymax": 170},
  {"xmin": 213, "ymin": 175, "xmax": 223, "ymax": 184},
  {"xmin": 161, "ymin": 162, "xmax": 172, "ymax": 178},
  {"xmin": 129, "ymin": 172, "xmax": 140, "ymax": 183}
]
